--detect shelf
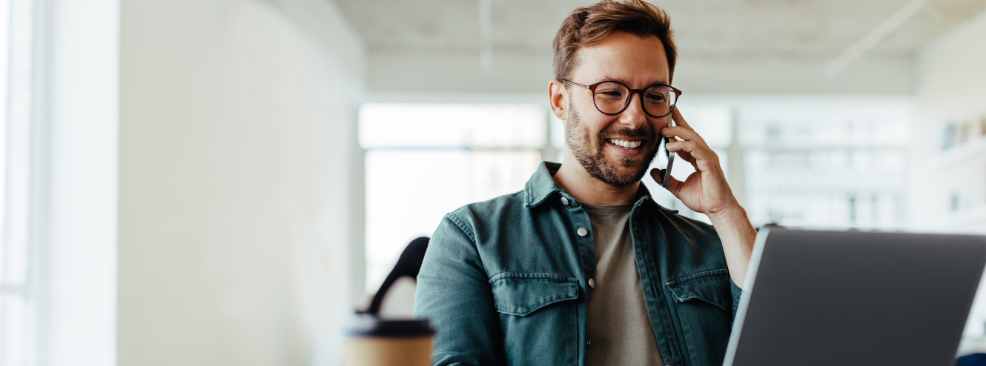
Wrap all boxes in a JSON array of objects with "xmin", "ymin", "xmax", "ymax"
[{"xmin": 942, "ymin": 138, "xmax": 986, "ymax": 168}]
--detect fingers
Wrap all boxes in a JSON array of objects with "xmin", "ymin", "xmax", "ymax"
[
  {"xmin": 666, "ymin": 140, "xmax": 711, "ymax": 160},
  {"xmin": 675, "ymin": 149, "xmax": 696, "ymax": 164},
  {"xmin": 666, "ymin": 140, "xmax": 720, "ymax": 171},
  {"xmin": 650, "ymin": 168, "xmax": 683, "ymax": 195},
  {"xmin": 674, "ymin": 150, "xmax": 699, "ymax": 170},
  {"xmin": 663, "ymin": 108, "xmax": 708, "ymax": 148},
  {"xmin": 661, "ymin": 126, "xmax": 707, "ymax": 146},
  {"xmin": 671, "ymin": 107, "xmax": 691, "ymax": 129},
  {"xmin": 664, "ymin": 107, "xmax": 718, "ymax": 171}
]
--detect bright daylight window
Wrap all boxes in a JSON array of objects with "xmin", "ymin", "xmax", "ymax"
[
  {"xmin": 360, "ymin": 103, "xmax": 548, "ymax": 293},
  {"xmin": 360, "ymin": 101, "xmax": 911, "ymax": 297},
  {"xmin": 0, "ymin": 0, "xmax": 35, "ymax": 365},
  {"xmin": 739, "ymin": 103, "xmax": 909, "ymax": 229},
  {"xmin": 635, "ymin": 101, "xmax": 908, "ymax": 229}
]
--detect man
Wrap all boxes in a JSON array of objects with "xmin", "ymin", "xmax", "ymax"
[{"xmin": 414, "ymin": 1, "xmax": 757, "ymax": 365}]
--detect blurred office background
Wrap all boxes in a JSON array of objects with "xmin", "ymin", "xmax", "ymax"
[{"xmin": 0, "ymin": 0, "xmax": 983, "ymax": 365}]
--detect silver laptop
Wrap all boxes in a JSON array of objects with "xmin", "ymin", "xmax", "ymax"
[{"xmin": 724, "ymin": 227, "xmax": 986, "ymax": 366}]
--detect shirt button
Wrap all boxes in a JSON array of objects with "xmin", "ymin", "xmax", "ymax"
[
  {"xmin": 586, "ymin": 340, "xmax": 592, "ymax": 346},
  {"xmin": 577, "ymin": 227, "xmax": 588, "ymax": 236},
  {"xmin": 560, "ymin": 196, "xmax": 569, "ymax": 205},
  {"xmin": 588, "ymin": 278, "xmax": 595, "ymax": 288}
]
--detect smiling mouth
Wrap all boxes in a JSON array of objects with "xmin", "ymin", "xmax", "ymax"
[{"xmin": 606, "ymin": 138, "xmax": 644, "ymax": 149}]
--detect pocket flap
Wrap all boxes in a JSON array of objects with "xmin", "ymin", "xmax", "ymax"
[
  {"xmin": 665, "ymin": 269, "xmax": 731, "ymax": 311},
  {"xmin": 490, "ymin": 273, "xmax": 579, "ymax": 316}
]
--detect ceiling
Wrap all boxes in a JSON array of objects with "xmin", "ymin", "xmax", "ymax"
[{"xmin": 333, "ymin": 0, "xmax": 986, "ymax": 96}]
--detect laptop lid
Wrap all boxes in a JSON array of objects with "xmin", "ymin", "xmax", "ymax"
[{"xmin": 723, "ymin": 227, "xmax": 986, "ymax": 366}]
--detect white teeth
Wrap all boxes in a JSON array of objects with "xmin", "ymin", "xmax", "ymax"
[{"xmin": 609, "ymin": 139, "xmax": 642, "ymax": 148}]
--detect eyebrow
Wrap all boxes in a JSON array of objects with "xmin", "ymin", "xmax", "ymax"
[{"xmin": 600, "ymin": 75, "xmax": 671, "ymax": 87}]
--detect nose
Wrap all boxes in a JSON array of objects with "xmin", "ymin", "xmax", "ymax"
[{"xmin": 618, "ymin": 92, "xmax": 648, "ymax": 129}]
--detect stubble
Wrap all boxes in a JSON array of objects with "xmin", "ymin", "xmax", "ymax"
[{"xmin": 564, "ymin": 102, "xmax": 660, "ymax": 187}]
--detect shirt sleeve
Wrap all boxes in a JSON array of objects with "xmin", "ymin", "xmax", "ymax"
[
  {"xmin": 413, "ymin": 214, "xmax": 504, "ymax": 366},
  {"xmin": 729, "ymin": 277, "xmax": 743, "ymax": 323}
]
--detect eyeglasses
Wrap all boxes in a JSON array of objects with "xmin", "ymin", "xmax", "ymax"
[{"xmin": 561, "ymin": 79, "xmax": 682, "ymax": 118}]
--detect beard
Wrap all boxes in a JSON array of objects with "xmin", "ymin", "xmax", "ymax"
[{"xmin": 564, "ymin": 103, "xmax": 661, "ymax": 187}]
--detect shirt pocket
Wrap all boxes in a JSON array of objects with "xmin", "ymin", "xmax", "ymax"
[
  {"xmin": 490, "ymin": 273, "xmax": 580, "ymax": 366},
  {"xmin": 666, "ymin": 269, "xmax": 733, "ymax": 366}
]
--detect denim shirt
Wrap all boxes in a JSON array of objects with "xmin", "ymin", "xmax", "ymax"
[{"xmin": 414, "ymin": 162, "xmax": 743, "ymax": 366}]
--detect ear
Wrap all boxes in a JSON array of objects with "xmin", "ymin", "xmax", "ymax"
[{"xmin": 548, "ymin": 79, "xmax": 568, "ymax": 121}]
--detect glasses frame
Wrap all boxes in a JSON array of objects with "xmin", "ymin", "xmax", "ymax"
[{"xmin": 561, "ymin": 79, "xmax": 682, "ymax": 118}]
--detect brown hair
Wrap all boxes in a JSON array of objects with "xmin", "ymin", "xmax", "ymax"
[{"xmin": 552, "ymin": 0, "xmax": 677, "ymax": 83}]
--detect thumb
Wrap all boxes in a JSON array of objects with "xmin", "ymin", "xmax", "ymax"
[
  {"xmin": 650, "ymin": 168, "xmax": 682, "ymax": 195},
  {"xmin": 650, "ymin": 168, "xmax": 664, "ymax": 185}
]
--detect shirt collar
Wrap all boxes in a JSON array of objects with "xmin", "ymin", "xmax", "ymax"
[
  {"xmin": 524, "ymin": 161, "xmax": 665, "ymax": 211},
  {"xmin": 524, "ymin": 161, "xmax": 564, "ymax": 208}
]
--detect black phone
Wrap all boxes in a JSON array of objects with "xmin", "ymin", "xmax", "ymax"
[
  {"xmin": 662, "ymin": 137, "xmax": 675, "ymax": 188},
  {"xmin": 657, "ymin": 119, "xmax": 675, "ymax": 188}
]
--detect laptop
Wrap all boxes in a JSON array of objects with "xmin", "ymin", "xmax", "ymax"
[{"xmin": 723, "ymin": 227, "xmax": 986, "ymax": 366}]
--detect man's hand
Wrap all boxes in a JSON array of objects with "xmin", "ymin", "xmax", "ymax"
[
  {"xmin": 650, "ymin": 107, "xmax": 738, "ymax": 218},
  {"xmin": 649, "ymin": 107, "xmax": 757, "ymax": 288}
]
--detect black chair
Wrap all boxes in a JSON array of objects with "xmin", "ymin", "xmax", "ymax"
[{"xmin": 363, "ymin": 237, "xmax": 430, "ymax": 315}]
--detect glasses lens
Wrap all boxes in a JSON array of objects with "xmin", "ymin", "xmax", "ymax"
[
  {"xmin": 593, "ymin": 82, "xmax": 629, "ymax": 114},
  {"xmin": 643, "ymin": 86, "xmax": 676, "ymax": 117}
]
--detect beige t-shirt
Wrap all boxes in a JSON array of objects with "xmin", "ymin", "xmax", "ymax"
[{"xmin": 583, "ymin": 202, "xmax": 664, "ymax": 366}]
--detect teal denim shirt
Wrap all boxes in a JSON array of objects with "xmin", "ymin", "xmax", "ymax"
[{"xmin": 414, "ymin": 162, "xmax": 743, "ymax": 366}]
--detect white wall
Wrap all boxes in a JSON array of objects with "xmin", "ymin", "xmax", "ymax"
[
  {"xmin": 117, "ymin": 1, "xmax": 363, "ymax": 366},
  {"xmin": 908, "ymin": 8, "xmax": 986, "ymax": 353},
  {"xmin": 37, "ymin": 0, "xmax": 119, "ymax": 365},
  {"xmin": 910, "ymin": 8, "xmax": 986, "ymax": 233}
]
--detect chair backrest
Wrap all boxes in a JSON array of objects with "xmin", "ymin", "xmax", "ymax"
[{"xmin": 364, "ymin": 237, "xmax": 430, "ymax": 315}]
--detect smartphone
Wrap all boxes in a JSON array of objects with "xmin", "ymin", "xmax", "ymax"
[
  {"xmin": 657, "ymin": 119, "xmax": 675, "ymax": 188},
  {"xmin": 662, "ymin": 140, "xmax": 675, "ymax": 188}
]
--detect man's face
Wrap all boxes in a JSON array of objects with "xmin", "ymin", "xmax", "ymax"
[{"xmin": 563, "ymin": 32, "xmax": 671, "ymax": 187}]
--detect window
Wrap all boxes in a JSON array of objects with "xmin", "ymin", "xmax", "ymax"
[
  {"xmin": 635, "ymin": 100, "xmax": 910, "ymax": 228},
  {"xmin": 358, "ymin": 100, "xmax": 913, "ymax": 314},
  {"xmin": 360, "ymin": 100, "xmax": 912, "ymax": 296},
  {"xmin": 738, "ymin": 102, "xmax": 910, "ymax": 229},
  {"xmin": 360, "ymin": 103, "xmax": 548, "ymax": 293},
  {"xmin": 0, "ymin": 0, "xmax": 36, "ymax": 365}
]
